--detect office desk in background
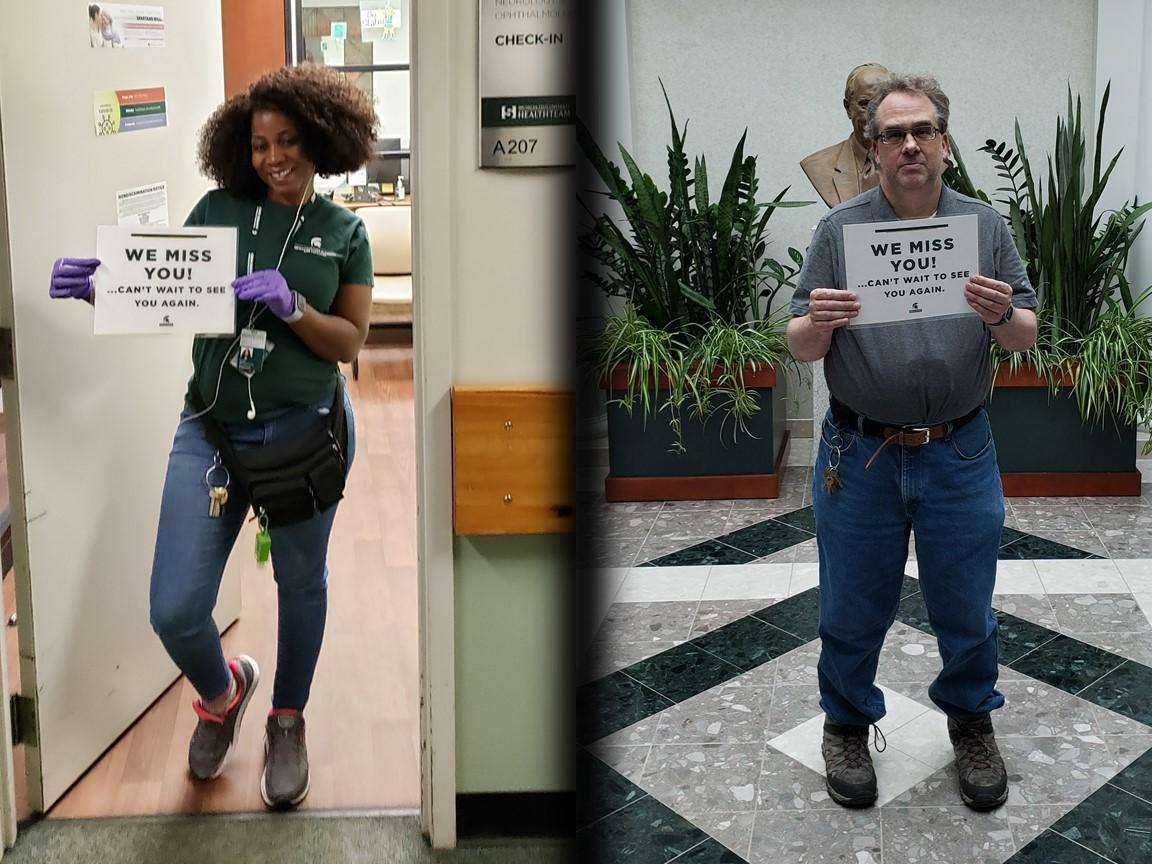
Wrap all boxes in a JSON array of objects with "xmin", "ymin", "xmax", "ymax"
[{"xmin": 338, "ymin": 196, "xmax": 413, "ymax": 211}]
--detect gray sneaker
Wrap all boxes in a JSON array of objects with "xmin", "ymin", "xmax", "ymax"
[
  {"xmin": 188, "ymin": 655, "xmax": 260, "ymax": 780},
  {"xmin": 821, "ymin": 720, "xmax": 879, "ymax": 807},
  {"xmin": 948, "ymin": 715, "xmax": 1008, "ymax": 810},
  {"xmin": 261, "ymin": 712, "xmax": 310, "ymax": 808}
]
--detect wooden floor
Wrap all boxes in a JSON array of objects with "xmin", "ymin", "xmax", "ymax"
[{"xmin": 7, "ymin": 344, "xmax": 418, "ymax": 818}]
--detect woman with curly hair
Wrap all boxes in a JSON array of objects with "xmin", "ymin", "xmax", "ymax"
[{"xmin": 47, "ymin": 65, "xmax": 378, "ymax": 808}]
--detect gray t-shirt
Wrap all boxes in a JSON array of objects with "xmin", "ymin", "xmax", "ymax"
[{"xmin": 790, "ymin": 186, "xmax": 1037, "ymax": 425}]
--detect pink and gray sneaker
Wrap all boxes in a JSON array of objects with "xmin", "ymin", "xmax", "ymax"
[{"xmin": 188, "ymin": 655, "xmax": 260, "ymax": 780}]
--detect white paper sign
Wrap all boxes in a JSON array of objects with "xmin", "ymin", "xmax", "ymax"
[
  {"xmin": 843, "ymin": 214, "xmax": 979, "ymax": 327},
  {"xmin": 478, "ymin": 0, "xmax": 575, "ymax": 168},
  {"xmin": 93, "ymin": 226, "xmax": 238, "ymax": 336},
  {"xmin": 115, "ymin": 181, "xmax": 169, "ymax": 226}
]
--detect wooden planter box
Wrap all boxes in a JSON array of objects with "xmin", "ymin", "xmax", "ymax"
[
  {"xmin": 988, "ymin": 363, "xmax": 1141, "ymax": 496},
  {"xmin": 602, "ymin": 364, "xmax": 789, "ymax": 502}
]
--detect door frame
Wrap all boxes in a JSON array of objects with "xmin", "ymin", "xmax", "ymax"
[{"xmin": 410, "ymin": 0, "xmax": 457, "ymax": 849}]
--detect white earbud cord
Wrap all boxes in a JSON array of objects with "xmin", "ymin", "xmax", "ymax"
[{"xmin": 182, "ymin": 173, "xmax": 315, "ymax": 427}]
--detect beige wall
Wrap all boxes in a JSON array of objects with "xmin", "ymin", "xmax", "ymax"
[{"xmin": 412, "ymin": 0, "xmax": 571, "ymax": 799}]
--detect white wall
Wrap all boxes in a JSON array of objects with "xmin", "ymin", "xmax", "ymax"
[
  {"xmin": 1096, "ymin": 0, "xmax": 1152, "ymax": 316},
  {"xmin": 623, "ymin": 0, "xmax": 1099, "ymax": 422}
]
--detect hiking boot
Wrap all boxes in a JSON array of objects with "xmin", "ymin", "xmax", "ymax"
[
  {"xmin": 262, "ymin": 711, "xmax": 310, "ymax": 809},
  {"xmin": 188, "ymin": 655, "xmax": 260, "ymax": 780},
  {"xmin": 821, "ymin": 720, "xmax": 878, "ymax": 807},
  {"xmin": 948, "ymin": 714, "xmax": 1008, "ymax": 810}
]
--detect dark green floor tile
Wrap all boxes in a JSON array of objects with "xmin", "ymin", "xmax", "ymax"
[
  {"xmin": 689, "ymin": 616, "xmax": 804, "ymax": 672},
  {"xmin": 577, "ymin": 671, "xmax": 674, "ymax": 745},
  {"xmin": 996, "ymin": 610, "xmax": 1060, "ymax": 665},
  {"xmin": 1000, "ymin": 526, "xmax": 1029, "ymax": 547},
  {"xmin": 999, "ymin": 535, "xmax": 1094, "ymax": 560},
  {"xmin": 675, "ymin": 837, "xmax": 750, "ymax": 863},
  {"xmin": 900, "ymin": 574, "xmax": 920, "ymax": 599},
  {"xmin": 751, "ymin": 588, "xmax": 821, "ymax": 640},
  {"xmin": 1006, "ymin": 830, "xmax": 1111, "ymax": 863},
  {"xmin": 896, "ymin": 590, "xmax": 935, "ymax": 635},
  {"xmin": 641, "ymin": 539, "xmax": 757, "ymax": 567},
  {"xmin": 1079, "ymin": 661, "xmax": 1152, "ymax": 727},
  {"xmin": 773, "ymin": 506, "xmax": 816, "ymax": 534},
  {"xmin": 1110, "ymin": 746, "xmax": 1152, "ymax": 805},
  {"xmin": 1050, "ymin": 782, "xmax": 1152, "ymax": 863},
  {"xmin": 576, "ymin": 794, "xmax": 709, "ymax": 864},
  {"xmin": 718, "ymin": 520, "xmax": 813, "ymax": 558},
  {"xmin": 623, "ymin": 643, "xmax": 743, "ymax": 703},
  {"xmin": 577, "ymin": 749, "xmax": 648, "ymax": 828},
  {"xmin": 1007, "ymin": 634, "xmax": 1125, "ymax": 693}
]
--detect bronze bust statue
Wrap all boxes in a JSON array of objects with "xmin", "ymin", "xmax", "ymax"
[{"xmin": 800, "ymin": 63, "xmax": 891, "ymax": 207}]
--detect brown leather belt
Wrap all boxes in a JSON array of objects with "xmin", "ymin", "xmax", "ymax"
[{"xmin": 829, "ymin": 398, "xmax": 983, "ymax": 470}]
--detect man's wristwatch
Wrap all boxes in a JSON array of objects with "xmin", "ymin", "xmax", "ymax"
[
  {"xmin": 989, "ymin": 304, "xmax": 1014, "ymax": 327},
  {"xmin": 283, "ymin": 290, "xmax": 307, "ymax": 324}
]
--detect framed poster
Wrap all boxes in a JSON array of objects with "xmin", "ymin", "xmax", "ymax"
[{"xmin": 478, "ymin": 0, "xmax": 575, "ymax": 168}]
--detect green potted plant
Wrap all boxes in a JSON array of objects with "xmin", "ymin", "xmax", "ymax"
[
  {"xmin": 974, "ymin": 84, "xmax": 1152, "ymax": 495},
  {"xmin": 577, "ymin": 85, "xmax": 811, "ymax": 501}
]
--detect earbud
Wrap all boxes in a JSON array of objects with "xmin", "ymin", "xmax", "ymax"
[{"xmin": 247, "ymin": 407, "xmax": 256, "ymax": 421}]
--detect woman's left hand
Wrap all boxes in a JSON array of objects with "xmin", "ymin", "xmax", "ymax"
[{"xmin": 232, "ymin": 270, "xmax": 296, "ymax": 319}]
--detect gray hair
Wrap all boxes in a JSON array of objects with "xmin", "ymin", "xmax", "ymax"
[{"xmin": 863, "ymin": 73, "xmax": 951, "ymax": 141}]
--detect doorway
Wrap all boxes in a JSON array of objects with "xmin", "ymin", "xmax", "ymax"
[{"xmin": 0, "ymin": 0, "xmax": 428, "ymax": 832}]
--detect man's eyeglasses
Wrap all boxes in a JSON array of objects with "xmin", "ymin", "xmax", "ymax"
[{"xmin": 876, "ymin": 125, "xmax": 942, "ymax": 146}]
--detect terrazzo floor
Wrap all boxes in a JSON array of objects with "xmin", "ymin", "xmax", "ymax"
[{"xmin": 576, "ymin": 441, "xmax": 1152, "ymax": 863}]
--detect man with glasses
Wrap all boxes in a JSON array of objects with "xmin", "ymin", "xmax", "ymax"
[
  {"xmin": 787, "ymin": 73, "xmax": 1037, "ymax": 812},
  {"xmin": 800, "ymin": 63, "xmax": 890, "ymax": 207}
]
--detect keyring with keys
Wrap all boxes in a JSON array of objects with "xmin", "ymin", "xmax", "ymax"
[
  {"xmin": 824, "ymin": 430, "xmax": 844, "ymax": 494},
  {"xmin": 205, "ymin": 453, "xmax": 231, "ymax": 518}
]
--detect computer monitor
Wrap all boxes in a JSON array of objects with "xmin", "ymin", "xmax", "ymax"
[{"xmin": 366, "ymin": 137, "xmax": 403, "ymax": 190}]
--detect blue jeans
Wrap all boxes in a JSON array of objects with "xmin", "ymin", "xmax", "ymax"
[
  {"xmin": 149, "ymin": 386, "xmax": 355, "ymax": 710},
  {"xmin": 812, "ymin": 405, "xmax": 1005, "ymax": 725}
]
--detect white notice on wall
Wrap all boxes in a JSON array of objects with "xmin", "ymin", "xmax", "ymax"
[
  {"xmin": 478, "ymin": 0, "xmax": 575, "ymax": 168},
  {"xmin": 843, "ymin": 215, "xmax": 979, "ymax": 328},
  {"xmin": 115, "ymin": 181, "xmax": 169, "ymax": 226},
  {"xmin": 88, "ymin": 4, "xmax": 166, "ymax": 49},
  {"xmin": 93, "ymin": 226, "xmax": 238, "ymax": 336}
]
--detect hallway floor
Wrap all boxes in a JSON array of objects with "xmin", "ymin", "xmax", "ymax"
[
  {"xmin": 578, "ymin": 441, "xmax": 1152, "ymax": 863},
  {"xmin": 13, "ymin": 343, "xmax": 418, "ymax": 818}
]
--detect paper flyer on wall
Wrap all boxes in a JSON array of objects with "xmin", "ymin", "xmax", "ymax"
[
  {"xmin": 842, "ymin": 214, "xmax": 979, "ymax": 327},
  {"xmin": 93, "ymin": 226, "xmax": 238, "ymax": 336},
  {"xmin": 94, "ymin": 87, "xmax": 167, "ymax": 136},
  {"xmin": 88, "ymin": 4, "xmax": 166, "ymax": 49},
  {"xmin": 116, "ymin": 181, "xmax": 169, "ymax": 227}
]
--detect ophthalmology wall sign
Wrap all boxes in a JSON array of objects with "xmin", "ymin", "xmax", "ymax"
[
  {"xmin": 93, "ymin": 226, "xmax": 238, "ymax": 336},
  {"xmin": 478, "ymin": 0, "xmax": 575, "ymax": 168},
  {"xmin": 94, "ymin": 86, "xmax": 167, "ymax": 136}
]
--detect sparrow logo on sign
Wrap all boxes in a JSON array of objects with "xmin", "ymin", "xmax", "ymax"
[
  {"xmin": 160, "ymin": 314, "xmax": 173, "ymax": 327},
  {"xmin": 501, "ymin": 105, "xmax": 517, "ymax": 120}
]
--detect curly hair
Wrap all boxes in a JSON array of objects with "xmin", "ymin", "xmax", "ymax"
[{"xmin": 197, "ymin": 65, "xmax": 379, "ymax": 200}]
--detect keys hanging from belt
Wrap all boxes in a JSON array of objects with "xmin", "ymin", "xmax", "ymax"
[
  {"xmin": 205, "ymin": 453, "xmax": 231, "ymax": 519},
  {"xmin": 824, "ymin": 430, "xmax": 844, "ymax": 494}
]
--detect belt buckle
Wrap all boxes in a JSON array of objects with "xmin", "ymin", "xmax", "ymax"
[{"xmin": 907, "ymin": 426, "xmax": 931, "ymax": 445}]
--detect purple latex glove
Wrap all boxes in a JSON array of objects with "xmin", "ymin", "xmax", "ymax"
[
  {"xmin": 232, "ymin": 269, "xmax": 296, "ymax": 319},
  {"xmin": 49, "ymin": 257, "xmax": 101, "ymax": 300}
]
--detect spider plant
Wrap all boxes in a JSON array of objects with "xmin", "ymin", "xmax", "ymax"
[
  {"xmin": 577, "ymin": 82, "xmax": 811, "ymax": 451},
  {"xmin": 979, "ymin": 83, "xmax": 1152, "ymax": 450}
]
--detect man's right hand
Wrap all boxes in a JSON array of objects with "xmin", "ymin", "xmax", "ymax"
[
  {"xmin": 49, "ymin": 257, "xmax": 101, "ymax": 300},
  {"xmin": 806, "ymin": 288, "xmax": 859, "ymax": 331}
]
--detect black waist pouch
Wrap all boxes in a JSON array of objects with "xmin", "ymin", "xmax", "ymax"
[{"xmin": 190, "ymin": 379, "xmax": 348, "ymax": 527}]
